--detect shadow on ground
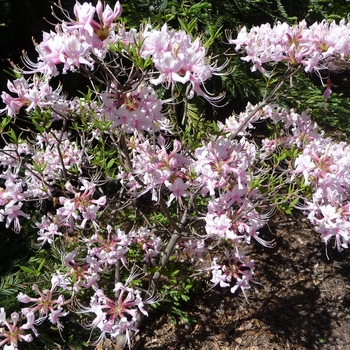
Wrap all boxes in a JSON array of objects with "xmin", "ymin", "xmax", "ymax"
[{"xmin": 137, "ymin": 213, "xmax": 350, "ymax": 350}]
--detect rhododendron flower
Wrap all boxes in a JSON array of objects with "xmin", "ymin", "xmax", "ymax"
[
  {"xmin": 56, "ymin": 178, "xmax": 106, "ymax": 228},
  {"xmin": 118, "ymin": 135, "xmax": 190, "ymax": 202},
  {"xmin": 194, "ymin": 136, "xmax": 255, "ymax": 196},
  {"xmin": 86, "ymin": 226, "xmax": 130, "ymax": 268},
  {"xmin": 22, "ymin": 1, "xmax": 120, "ymax": 76},
  {"xmin": 35, "ymin": 215, "xmax": 62, "ymax": 246},
  {"xmin": 95, "ymin": 1, "xmax": 122, "ymax": 30},
  {"xmin": 165, "ymin": 178, "xmax": 190, "ymax": 207},
  {"xmin": 0, "ymin": 308, "xmax": 34, "ymax": 348},
  {"xmin": 103, "ymin": 83, "xmax": 166, "ymax": 133},
  {"xmin": 58, "ymin": 248, "xmax": 101, "ymax": 292},
  {"xmin": 17, "ymin": 276, "xmax": 68, "ymax": 329},
  {"xmin": 67, "ymin": 0, "xmax": 122, "ymax": 41},
  {"xmin": 80, "ymin": 283, "xmax": 148, "ymax": 346},
  {"xmin": 293, "ymin": 154, "xmax": 315, "ymax": 185},
  {"xmin": 129, "ymin": 227, "xmax": 162, "ymax": 265},
  {"xmin": 2, "ymin": 0, "xmax": 350, "ymax": 347},
  {"xmin": 0, "ymin": 201, "xmax": 30, "ymax": 232},
  {"xmin": 208, "ymin": 249, "xmax": 258, "ymax": 301}
]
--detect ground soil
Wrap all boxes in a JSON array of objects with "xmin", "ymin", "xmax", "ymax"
[{"xmin": 130, "ymin": 211, "xmax": 350, "ymax": 350}]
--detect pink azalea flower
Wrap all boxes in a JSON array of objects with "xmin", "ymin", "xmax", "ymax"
[
  {"xmin": 293, "ymin": 154, "xmax": 315, "ymax": 185},
  {"xmin": 2, "ymin": 201, "xmax": 30, "ymax": 232},
  {"xmin": 0, "ymin": 308, "xmax": 34, "ymax": 348},
  {"xmin": 165, "ymin": 178, "xmax": 190, "ymax": 207},
  {"xmin": 17, "ymin": 276, "xmax": 68, "ymax": 328}
]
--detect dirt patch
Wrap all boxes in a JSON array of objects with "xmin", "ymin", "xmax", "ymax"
[{"xmin": 133, "ymin": 212, "xmax": 350, "ymax": 350}]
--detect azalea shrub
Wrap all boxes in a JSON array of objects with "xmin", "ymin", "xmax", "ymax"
[{"xmin": 1, "ymin": 1, "xmax": 350, "ymax": 349}]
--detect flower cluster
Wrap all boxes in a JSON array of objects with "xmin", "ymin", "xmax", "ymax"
[
  {"xmin": 101, "ymin": 83, "xmax": 168, "ymax": 133},
  {"xmin": 0, "ymin": 76, "xmax": 64, "ymax": 118},
  {"xmin": 209, "ymin": 249, "xmax": 258, "ymax": 301},
  {"xmin": 81, "ymin": 283, "xmax": 147, "ymax": 344},
  {"xmin": 229, "ymin": 19, "xmax": 350, "ymax": 74},
  {"xmin": 23, "ymin": 0, "xmax": 122, "ymax": 76},
  {"xmin": 0, "ymin": 277, "xmax": 69, "ymax": 349},
  {"xmin": 294, "ymin": 138, "xmax": 350, "ymax": 254},
  {"xmin": 247, "ymin": 103, "xmax": 350, "ymax": 255},
  {"xmin": 17, "ymin": 276, "xmax": 68, "ymax": 330},
  {"xmin": 140, "ymin": 24, "xmax": 225, "ymax": 101},
  {"xmin": 119, "ymin": 135, "xmax": 190, "ymax": 204},
  {"xmin": 0, "ymin": 308, "xmax": 35, "ymax": 349}
]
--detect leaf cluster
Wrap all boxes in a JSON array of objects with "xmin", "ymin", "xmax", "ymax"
[{"xmin": 154, "ymin": 258, "xmax": 202, "ymax": 324}]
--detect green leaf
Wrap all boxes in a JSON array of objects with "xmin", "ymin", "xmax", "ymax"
[
  {"xmin": 187, "ymin": 18, "xmax": 197, "ymax": 34},
  {"xmin": 19, "ymin": 266, "xmax": 37, "ymax": 275},
  {"xmin": 106, "ymin": 158, "xmax": 115, "ymax": 169},
  {"xmin": 9, "ymin": 128, "xmax": 18, "ymax": 143},
  {"xmin": 181, "ymin": 294, "xmax": 190, "ymax": 302},
  {"xmin": 177, "ymin": 16, "xmax": 188, "ymax": 32},
  {"xmin": 289, "ymin": 197, "xmax": 300, "ymax": 208},
  {"xmin": 37, "ymin": 259, "xmax": 46, "ymax": 274},
  {"xmin": 0, "ymin": 116, "xmax": 11, "ymax": 130}
]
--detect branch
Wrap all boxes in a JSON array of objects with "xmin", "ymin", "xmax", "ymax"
[{"xmin": 231, "ymin": 65, "xmax": 304, "ymax": 139}]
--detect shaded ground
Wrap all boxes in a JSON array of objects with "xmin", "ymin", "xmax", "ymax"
[{"xmin": 132, "ymin": 211, "xmax": 350, "ymax": 350}]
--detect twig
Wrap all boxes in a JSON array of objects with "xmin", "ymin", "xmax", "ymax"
[{"xmin": 231, "ymin": 65, "xmax": 303, "ymax": 139}]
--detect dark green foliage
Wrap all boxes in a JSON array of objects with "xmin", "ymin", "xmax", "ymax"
[
  {"xmin": 289, "ymin": 84, "xmax": 350, "ymax": 136},
  {"xmin": 0, "ymin": 217, "xmax": 36, "ymax": 277},
  {"xmin": 306, "ymin": 0, "xmax": 350, "ymax": 21}
]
